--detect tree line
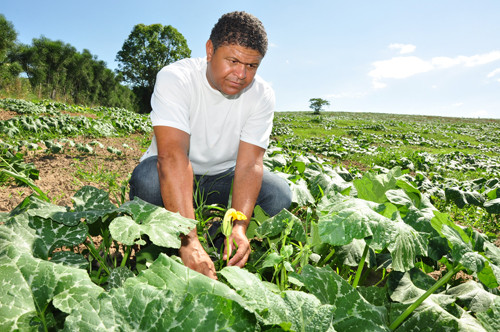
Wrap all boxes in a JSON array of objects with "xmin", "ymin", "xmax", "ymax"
[{"xmin": 0, "ymin": 14, "xmax": 191, "ymax": 113}]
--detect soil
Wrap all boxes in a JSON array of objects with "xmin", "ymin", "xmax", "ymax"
[{"xmin": 0, "ymin": 134, "xmax": 148, "ymax": 212}]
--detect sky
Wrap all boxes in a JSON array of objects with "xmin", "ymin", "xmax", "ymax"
[{"xmin": 2, "ymin": 1, "xmax": 500, "ymax": 119}]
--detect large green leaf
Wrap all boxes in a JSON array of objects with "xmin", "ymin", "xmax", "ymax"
[
  {"xmin": 445, "ymin": 281, "xmax": 497, "ymax": 313},
  {"xmin": 63, "ymin": 285, "xmax": 257, "ymax": 331},
  {"xmin": 484, "ymin": 198, "xmax": 500, "ymax": 214},
  {"xmin": 127, "ymin": 254, "xmax": 245, "ymax": 305},
  {"xmin": 0, "ymin": 211, "xmax": 102, "ymax": 331},
  {"xmin": 430, "ymin": 211, "xmax": 498, "ymax": 285},
  {"xmin": 334, "ymin": 238, "xmax": 377, "ymax": 268},
  {"xmin": 0, "ymin": 252, "xmax": 102, "ymax": 331},
  {"xmin": 255, "ymin": 209, "xmax": 307, "ymax": 243},
  {"xmin": 392, "ymin": 295, "xmax": 488, "ymax": 332},
  {"xmin": 300, "ymin": 265, "xmax": 389, "ymax": 331},
  {"xmin": 476, "ymin": 297, "xmax": 500, "ymax": 332},
  {"xmin": 110, "ymin": 198, "xmax": 198, "ymax": 248},
  {"xmin": 290, "ymin": 177, "xmax": 316, "ymax": 206},
  {"xmin": 388, "ymin": 271, "xmax": 491, "ymax": 332},
  {"xmin": 318, "ymin": 193, "xmax": 427, "ymax": 271},
  {"xmin": 29, "ymin": 216, "xmax": 88, "ymax": 260},
  {"xmin": 13, "ymin": 187, "xmax": 119, "ymax": 227},
  {"xmin": 220, "ymin": 266, "xmax": 290, "ymax": 325},
  {"xmin": 281, "ymin": 290, "xmax": 336, "ymax": 331},
  {"xmin": 353, "ymin": 167, "xmax": 401, "ymax": 204},
  {"xmin": 69, "ymin": 185, "xmax": 118, "ymax": 224},
  {"xmin": 221, "ymin": 266, "xmax": 336, "ymax": 331}
]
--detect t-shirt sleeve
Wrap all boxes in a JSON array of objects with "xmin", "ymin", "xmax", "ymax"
[
  {"xmin": 150, "ymin": 66, "xmax": 191, "ymax": 134},
  {"xmin": 240, "ymin": 82, "xmax": 275, "ymax": 149}
]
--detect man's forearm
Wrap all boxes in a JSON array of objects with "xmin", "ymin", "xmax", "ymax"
[
  {"xmin": 157, "ymin": 152, "xmax": 195, "ymax": 219},
  {"xmin": 231, "ymin": 162, "xmax": 263, "ymax": 228}
]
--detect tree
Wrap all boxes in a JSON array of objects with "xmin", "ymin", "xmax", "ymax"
[
  {"xmin": 116, "ymin": 24, "xmax": 191, "ymax": 113},
  {"xmin": 10, "ymin": 36, "xmax": 135, "ymax": 109},
  {"xmin": 309, "ymin": 98, "xmax": 330, "ymax": 115},
  {"xmin": 0, "ymin": 14, "xmax": 17, "ymax": 61},
  {"xmin": 0, "ymin": 14, "xmax": 22, "ymax": 90}
]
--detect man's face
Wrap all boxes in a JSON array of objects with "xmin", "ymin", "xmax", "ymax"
[{"xmin": 206, "ymin": 40, "xmax": 263, "ymax": 96}]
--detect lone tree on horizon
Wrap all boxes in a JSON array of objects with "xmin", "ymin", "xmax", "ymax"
[{"xmin": 309, "ymin": 98, "xmax": 330, "ymax": 115}]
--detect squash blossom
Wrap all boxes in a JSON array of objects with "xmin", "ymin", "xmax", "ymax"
[{"xmin": 222, "ymin": 208, "xmax": 247, "ymax": 237}]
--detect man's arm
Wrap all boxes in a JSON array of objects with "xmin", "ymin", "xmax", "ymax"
[
  {"xmin": 224, "ymin": 140, "xmax": 265, "ymax": 267},
  {"xmin": 154, "ymin": 126, "xmax": 217, "ymax": 279}
]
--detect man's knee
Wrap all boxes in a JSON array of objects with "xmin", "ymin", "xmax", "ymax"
[
  {"xmin": 257, "ymin": 170, "xmax": 292, "ymax": 216},
  {"xmin": 129, "ymin": 156, "xmax": 163, "ymax": 206}
]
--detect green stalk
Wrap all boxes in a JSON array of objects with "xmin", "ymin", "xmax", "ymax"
[
  {"xmin": 86, "ymin": 238, "xmax": 111, "ymax": 275},
  {"xmin": 120, "ymin": 245, "xmax": 132, "ymax": 268},
  {"xmin": 0, "ymin": 166, "xmax": 50, "ymax": 202},
  {"xmin": 352, "ymin": 242, "xmax": 369, "ymax": 288},
  {"xmin": 319, "ymin": 247, "xmax": 336, "ymax": 266},
  {"xmin": 389, "ymin": 265, "xmax": 461, "ymax": 330}
]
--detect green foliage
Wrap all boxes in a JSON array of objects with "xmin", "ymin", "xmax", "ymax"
[
  {"xmin": 1, "ymin": 100, "xmax": 500, "ymax": 330},
  {"xmin": 0, "ymin": 14, "xmax": 17, "ymax": 61},
  {"xmin": 308, "ymin": 97, "xmax": 330, "ymax": 115},
  {"xmin": 4, "ymin": 34, "xmax": 136, "ymax": 110},
  {"xmin": 116, "ymin": 23, "xmax": 191, "ymax": 113},
  {"xmin": 0, "ymin": 14, "xmax": 22, "ymax": 91},
  {"xmin": 0, "ymin": 98, "xmax": 151, "ymax": 141}
]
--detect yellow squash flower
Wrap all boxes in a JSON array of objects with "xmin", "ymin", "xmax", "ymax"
[{"xmin": 222, "ymin": 208, "xmax": 247, "ymax": 237}]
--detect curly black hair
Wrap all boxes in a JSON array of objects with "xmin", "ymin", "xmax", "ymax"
[{"xmin": 209, "ymin": 11, "xmax": 268, "ymax": 57}]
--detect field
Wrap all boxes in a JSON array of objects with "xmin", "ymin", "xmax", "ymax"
[{"xmin": 1, "ymin": 98, "xmax": 499, "ymax": 331}]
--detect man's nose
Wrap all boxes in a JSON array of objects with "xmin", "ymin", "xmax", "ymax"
[{"xmin": 234, "ymin": 63, "xmax": 247, "ymax": 79}]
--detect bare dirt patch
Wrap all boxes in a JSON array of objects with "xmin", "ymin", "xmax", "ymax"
[
  {"xmin": 0, "ymin": 110, "xmax": 18, "ymax": 121},
  {"xmin": 0, "ymin": 134, "xmax": 148, "ymax": 212}
]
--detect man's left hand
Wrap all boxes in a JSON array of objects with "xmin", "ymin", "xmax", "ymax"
[{"xmin": 223, "ymin": 224, "xmax": 251, "ymax": 267}]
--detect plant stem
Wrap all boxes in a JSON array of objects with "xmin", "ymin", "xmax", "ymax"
[
  {"xmin": 389, "ymin": 265, "xmax": 461, "ymax": 331},
  {"xmin": 120, "ymin": 245, "xmax": 132, "ymax": 268},
  {"xmin": 352, "ymin": 242, "xmax": 369, "ymax": 288},
  {"xmin": 86, "ymin": 238, "xmax": 110, "ymax": 275},
  {"xmin": 319, "ymin": 247, "xmax": 336, "ymax": 266},
  {"xmin": 0, "ymin": 157, "xmax": 50, "ymax": 202}
]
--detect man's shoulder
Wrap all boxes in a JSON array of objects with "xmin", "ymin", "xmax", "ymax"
[
  {"xmin": 158, "ymin": 57, "xmax": 205, "ymax": 77},
  {"xmin": 248, "ymin": 74, "xmax": 274, "ymax": 98}
]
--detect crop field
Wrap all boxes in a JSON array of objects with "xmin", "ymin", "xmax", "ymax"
[{"xmin": 1, "ymin": 98, "xmax": 499, "ymax": 331}]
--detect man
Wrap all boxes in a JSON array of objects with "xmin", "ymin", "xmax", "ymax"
[{"xmin": 129, "ymin": 11, "xmax": 292, "ymax": 279}]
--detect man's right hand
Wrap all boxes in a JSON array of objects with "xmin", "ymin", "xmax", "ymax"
[{"xmin": 179, "ymin": 230, "xmax": 217, "ymax": 280}]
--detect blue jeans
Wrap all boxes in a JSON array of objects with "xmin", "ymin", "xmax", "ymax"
[{"xmin": 129, "ymin": 156, "xmax": 292, "ymax": 217}]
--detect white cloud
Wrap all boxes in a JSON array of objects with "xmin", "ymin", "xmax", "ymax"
[
  {"xmin": 369, "ymin": 50, "xmax": 500, "ymax": 89},
  {"xmin": 269, "ymin": 42, "xmax": 278, "ymax": 48},
  {"xmin": 433, "ymin": 51, "xmax": 500, "ymax": 68},
  {"xmin": 389, "ymin": 43, "xmax": 416, "ymax": 54},
  {"xmin": 487, "ymin": 68, "xmax": 500, "ymax": 82},
  {"xmin": 452, "ymin": 102, "xmax": 464, "ymax": 107},
  {"xmin": 369, "ymin": 56, "xmax": 433, "ymax": 88},
  {"xmin": 369, "ymin": 56, "xmax": 433, "ymax": 79}
]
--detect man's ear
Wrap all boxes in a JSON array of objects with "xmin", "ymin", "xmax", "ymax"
[{"xmin": 206, "ymin": 40, "xmax": 214, "ymax": 62}]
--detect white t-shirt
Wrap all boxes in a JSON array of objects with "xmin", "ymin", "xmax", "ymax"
[{"xmin": 140, "ymin": 57, "xmax": 275, "ymax": 175}]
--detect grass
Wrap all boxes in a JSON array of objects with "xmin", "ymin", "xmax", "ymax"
[{"xmin": 72, "ymin": 159, "xmax": 127, "ymax": 195}]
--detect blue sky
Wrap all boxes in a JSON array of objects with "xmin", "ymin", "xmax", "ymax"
[{"xmin": 3, "ymin": 1, "xmax": 500, "ymax": 118}]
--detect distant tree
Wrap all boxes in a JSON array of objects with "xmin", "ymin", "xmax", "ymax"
[
  {"xmin": 116, "ymin": 24, "xmax": 191, "ymax": 113},
  {"xmin": 12, "ymin": 36, "xmax": 135, "ymax": 109},
  {"xmin": 308, "ymin": 98, "xmax": 330, "ymax": 115},
  {"xmin": 0, "ymin": 14, "xmax": 22, "ymax": 89},
  {"xmin": 0, "ymin": 14, "xmax": 17, "ymax": 61}
]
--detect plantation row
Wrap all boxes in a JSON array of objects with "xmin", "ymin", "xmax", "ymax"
[{"xmin": 0, "ymin": 99, "xmax": 499, "ymax": 331}]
